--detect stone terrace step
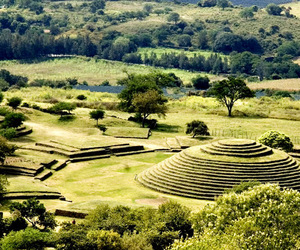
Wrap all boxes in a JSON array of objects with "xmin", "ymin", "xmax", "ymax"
[
  {"xmin": 69, "ymin": 148, "xmax": 109, "ymax": 158},
  {"xmin": 115, "ymin": 149, "xmax": 155, "ymax": 157},
  {"xmin": 34, "ymin": 170, "xmax": 53, "ymax": 181},
  {"xmin": 69, "ymin": 155, "xmax": 110, "ymax": 163},
  {"xmin": 179, "ymin": 151, "xmax": 294, "ymax": 169},
  {"xmin": 201, "ymin": 145, "xmax": 273, "ymax": 158},
  {"xmin": 36, "ymin": 142, "xmax": 78, "ymax": 152},
  {"xmin": 168, "ymin": 156, "xmax": 299, "ymax": 172}
]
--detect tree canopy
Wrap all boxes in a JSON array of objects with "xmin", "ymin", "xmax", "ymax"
[
  {"xmin": 89, "ymin": 109, "xmax": 105, "ymax": 126},
  {"xmin": 132, "ymin": 89, "xmax": 168, "ymax": 127},
  {"xmin": 208, "ymin": 76, "xmax": 254, "ymax": 116},
  {"xmin": 118, "ymin": 72, "xmax": 176, "ymax": 113}
]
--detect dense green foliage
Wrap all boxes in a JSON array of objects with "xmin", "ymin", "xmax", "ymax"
[
  {"xmin": 7, "ymin": 97, "xmax": 22, "ymax": 109},
  {"xmin": 0, "ymin": 228, "xmax": 53, "ymax": 250},
  {"xmin": 132, "ymin": 89, "xmax": 168, "ymax": 127},
  {"xmin": 186, "ymin": 120, "xmax": 210, "ymax": 137},
  {"xmin": 55, "ymin": 201, "xmax": 192, "ymax": 250},
  {"xmin": 171, "ymin": 183, "xmax": 300, "ymax": 249},
  {"xmin": 50, "ymin": 102, "xmax": 76, "ymax": 118},
  {"xmin": 191, "ymin": 75, "xmax": 210, "ymax": 90},
  {"xmin": 258, "ymin": 130, "xmax": 294, "ymax": 152},
  {"xmin": 89, "ymin": 109, "xmax": 105, "ymax": 126},
  {"xmin": 9, "ymin": 198, "xmax": 57, "ymax": 231},
  {"xmin": 2, "ymin": 112, "xmax": 25, "ymax": 128}
]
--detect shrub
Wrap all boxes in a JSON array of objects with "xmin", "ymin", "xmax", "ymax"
[
  {"xmin": 258, "ymin": 130, "xmax": 293, "ymax": 152},
  {"xmin": 76, "ymin": 94, "xmax": 87, "ymax": 100},
  {"xmin": 0, "ymin": 128, "xmax": 17, "ymax": 140},
  {"xmin": 21, "ymin": 102, "xmax": 30, "ymax": 108},
  {"xmin": 191, "ymin": 75, "xmax": 210, "ymax": 90},
  {"xmin": 0, "ymin": 228, "xmax": 53, "ymax": 250},
  {"xmin": 186, "ymin": 120, "xmax": 209, "ymax": 137},
  {"xmin": 7, "ymin": 97, "xmax": 22, "ymax": 110},
  {"xmin": 2, "ymin": 113, "xmax": 25, "ymax": 128}
]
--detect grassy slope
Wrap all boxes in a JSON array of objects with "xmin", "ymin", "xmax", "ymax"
[{"xmin": 0, "ymin": 57, "xmax": 222, "ymax": 85}]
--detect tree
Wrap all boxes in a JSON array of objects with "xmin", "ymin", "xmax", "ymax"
[
  {"xmin": 132, "ymin": 89, "xmax": 167, "ymax": 128},
  {"xmin": 118, "ymin": 72, "xmax": 173, "ymax": 112},
  {"xmin": 89, "ymin": 109, "xmax": 105, "ymax": 126},
  {"xmin": 177, "ymin": 34, "xmax": 191, "ymax": 47},
  {"xmin": 9, "ymin": 198, "xmax": 56, "ymax": 231},
  {"xmin": 266, "ymin": 3, "xmax": 282, "ymax": 16},
  {"xmin": 7, "ymin": 97, "xmax": 22, "ymax": 110},
  {"xmin": 191, "ymin": 75, "xmax": 210, "ymax": 90},
  {"xmin": 186, "ymin": 120, "xmax": 210, "ymax": 138},
  {"xmin": 0, "ymin": 136, "xmax": 16, "ymax": 165},
  {"xmin": 217, "ymin": 0, "xmax": 231, "ymax": 10},
  {"xmin": 2, "ymin": 112, "xmax": 25, "ymax": 128},
  {"xmin": 208, "ymin": 76, "xmax": 254, "ymax": 116},
  {"xmin": 240, "ymin": 7, "xmax": 254, "ymax": 19},
  {"xmin": 167, "ymin": 12, "xmax": 180, "ymax": 24},
  {"xmin": 89, "ymin": 0, "xmax": 105, "ymax": 13},
  {"xmin": 258, "ymin": 130, "xmax": 293, "ymax": 152},
  {"xmin": 51, "ymin": 102, "xmax": 76, "ymax": 118}
]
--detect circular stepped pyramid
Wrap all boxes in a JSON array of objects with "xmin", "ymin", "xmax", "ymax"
[{"xmin": 137, "ymin": 139, "xmax": 300, "ymax": 200}]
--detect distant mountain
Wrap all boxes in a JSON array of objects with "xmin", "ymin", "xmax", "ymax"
[{"xmin": 179, "ymin": 0, "xmax": 294, "ymax": 7}]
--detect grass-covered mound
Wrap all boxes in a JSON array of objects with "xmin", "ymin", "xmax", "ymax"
[{"xmin": 137, "ymin": 139, "xmax": 300, "ymax": 200}]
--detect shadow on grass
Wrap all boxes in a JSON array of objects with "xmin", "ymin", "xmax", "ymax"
[
  {"xmin": 12, "ymin": 136, "xmax": 36, "ymax": 143},
  {"xmin": 193, "ymin": 135, "xmax": 214, "ymax": 141},
  {"xmin": 58, "ymin": 115, "xmax": 76, "ymax": 122},
  {"xmin": 153, "ymin": 123, "xmax": 181, "ymax": 133}
]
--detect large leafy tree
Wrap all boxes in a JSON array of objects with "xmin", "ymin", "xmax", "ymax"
[
  {"xmin": 208, "ymin": 76, "xmax": 254, "ymax": 116},
  {"xmin": 118, "ymin": 72, "xmax": 175, "ymax": 113},
  {"xmin": 132, "ymin": 89, "xmax": 167, "ymax": 127}
]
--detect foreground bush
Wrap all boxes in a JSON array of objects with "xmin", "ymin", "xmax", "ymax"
[
  {"xmin": 258, "ymin": 130, "xmax": 293, "ymax": 152},
  {"xmin": 171, "ymin": 184, "xmax": 300, "ymax": 249},
  {"xmin": 1, "ymin": 228, "xmax": 53, "ymax": 250}
]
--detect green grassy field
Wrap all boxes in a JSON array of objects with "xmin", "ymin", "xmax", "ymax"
[
  {"xmin": 0, "ymin": 86, "xmax": 299, "ymax": 214},
  {"xmin": 0, "ymin": 57, "xmax": 222, "ymax": 86}
]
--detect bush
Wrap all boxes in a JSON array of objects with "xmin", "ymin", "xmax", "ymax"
[
  {"xmin": 186, "ymin": 120, "xmax": 209, "ymax": 137},
  {"xmin": 0, "ymin": 228, "xmax": 53, "ymax": 250},
  {"xmin": 7, "ymin": 97, "xmax": 22, "ymax": 110},
  {"xmin": 76, "ymin": 94, "xmax": 87, "ymax": 100},
  {"xmin": 258, "ymin": 130, "xmax": 293, "ymax": 152},
  {"xmin": 2, "ymin": 113, "xmax": 26, "ymax": 128},
  {"xmin": 191, "ymin": 75, "xmax": 210, "ymax": 90}
]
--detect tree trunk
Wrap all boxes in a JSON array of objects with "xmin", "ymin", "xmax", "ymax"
[{"xmin": 228, "ymin": 105, "xmax": 232, "ymax": 117}]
